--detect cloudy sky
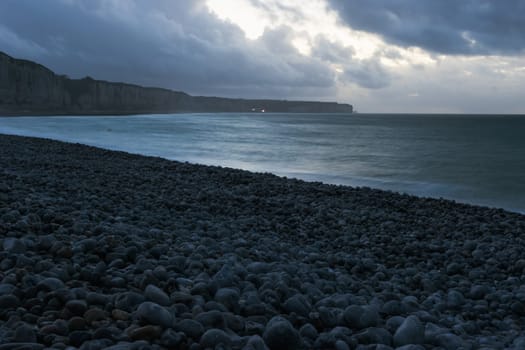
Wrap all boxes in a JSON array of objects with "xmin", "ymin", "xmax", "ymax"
[{"xmin": 1, "ymin": 0, "xmax": 524, "ymax": 113}]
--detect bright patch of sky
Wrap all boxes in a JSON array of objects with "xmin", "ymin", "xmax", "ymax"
[{"xmin": 206, "ymin": 0, "xmax": 383, "ymax": 59}]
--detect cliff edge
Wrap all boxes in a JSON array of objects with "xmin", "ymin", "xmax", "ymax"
[{"xmin": 0, "ymin": 52, "xmax": 352, "ymax": 115}]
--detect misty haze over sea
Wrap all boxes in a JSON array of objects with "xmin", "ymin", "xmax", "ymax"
[{"xmin": 1, "ymin": 113, "xmax": 524, "ymax": 213}]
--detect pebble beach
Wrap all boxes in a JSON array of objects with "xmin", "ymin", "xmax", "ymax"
[{"xmin": 1, "ymin": 133, "xmax": 524, "ymax": 349}]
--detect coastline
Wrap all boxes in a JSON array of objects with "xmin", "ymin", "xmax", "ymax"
[{"xmin": 1, "ymin": 134, "xmax": 524, "ymax": 348}]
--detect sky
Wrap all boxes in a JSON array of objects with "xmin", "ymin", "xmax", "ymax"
[{"xmin": 1, "ymin": 0, "xmax": 524, "ymax": 113}]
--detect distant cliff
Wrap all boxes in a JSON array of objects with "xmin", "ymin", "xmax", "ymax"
[{"xmin": 0, "ymin": 52, "xmax": 352, "ymax": 115}]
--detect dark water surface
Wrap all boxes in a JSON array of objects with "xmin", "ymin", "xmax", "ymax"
[{"xmin": 1, "ymin": 113, "xmax": 524, "ymax": 213}]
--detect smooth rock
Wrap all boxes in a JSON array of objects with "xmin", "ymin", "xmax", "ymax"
[
  {"xmin": 299, "ymin": 323, "xmax": 318, "ymax": 340},
  {"xmin": 214, "ymin": 288, "xmax": 240, "ymax": 312},
  {"xmin": 355, "ymin": 327, "xmax": 392, "ymax": 345},
  {"xmin": 66, "ymin": 299, "xmax": 88, "ymax": 316},
  {"xmin": 128, "ymin": 325, "xmax": 162, "ymax": 340},
  {"xmin": 262, "ymin": 316, "xmax": 301, "ymax": 350},
  {"xmin": 213, "ymin": 264, "xmax": 236, "ymax": 288},
  {"xmin": 395, "ymin": 345, "xmax": 425, "ymax": 350},
  {"xmin": 144, "ymin": 284, "xmax": 170, "ymax": 306},
  {"xmin": 3, "ymin": 238, "xmax": 26, "ymax": 253},
  {"xmin": 0, "ymin": 344, "xmax": 44, "ymax": 350},
  {"xmin": 435, "ymin": 333, "xmax": 464, "ymax": 349},
  {"xmin": 68, "ymin": 316, "xmax": 87, "ymax": 331},
  {"xmin": 393, "ymin": 315, "xmax": 424, "ymax": 346},
  {"xmin": 469, "ymin": 285, "xmax": 490, "ymax": 300},
  {"xmin": 69, "ymin": 330, "xmax": 92, "ymax": 347},
  {"xmin": 79, "ymin": 339, "xmax": 113, "ymax": 350},
  {"xmin": 114, "ymin": 292, "xmax": 145, "ymax": 312},
  {"xmin": 195, "ymin": 310, "xmax": 226, "ymax": 329},
  {"xmin": 0, "ymin": 294, "xmax": 20, "ymax": 309},
  {"xmin": 14, "ymin": 323, "xmax": 37, "ymax": 343},
  {"xmin": 243, "ymin": 335, "xmax": 269, "ymax": 350},
  {"xmin": 37, "ymin": 277, "xmax": 64, "ymax": 291},
  {"xmin": 160, "ymin": 329, "xmax": 185, "ymax": 347},
  {"xmin": 111, "ymin": 309, "xmax": 130, "ymax": 321},
  {"xmin": 343, "ymin": 305, "xmax": 379, "ymax": 330},
  {"xmin": 283, "ymin": 294, "xmax": 311, "ymax": 318},
  {"xmin": 200, "ymin": 328, "xmax": 232, "ymax": 348},
  {"xmin": 174, "ymin": 319, "xmax": 205, "ymax": 339},
  {"xmin": 83, "ymin": 308, "xmax": 108, "ymax": 325},
  {"xmin": 334, "ymin": 340, "xmax": 350, "ymax": 350},
  {"xmin": 135, "ymin": 301, "xmax": 174, "ymax": 328},
  {"xmin": 446, "ymin": 290, "xmax": 465, "ymax": 309}
]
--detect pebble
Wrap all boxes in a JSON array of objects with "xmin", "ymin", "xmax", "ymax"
[
  {"xmin": 174, "ymin": 319, "xmax": 205, "ymax": 339},
  {"xmin": 160, "ymin": 329, "xmax": 185, "ymax": 347},
  {"xmin": 199, "ymin": 328, "xmax": 233, "ymax": 348},
  {"xmin": 0, "ymin": 344, "xmax": 44, "ymax": 350},
  {"xmin": 446, "ymin": 290, "xmax": 465, "ymax": 309},
  {"xmin": 144, "ymin": 284, "xmax": 170, "ymax": 306},
  {"xmin": 393, "ymin": 315, "xmax": 424, "ymax": 346},
  {"xmin": 355, "ymin": 327, "xmax": 392, "ymax": 345},
  {"xmin": 83, "ymin": 308, "xmax": 108, "ymax": 325},
  {"xmin": 395, "ymin": 345, "xmax": 425, "ymax": 350},
  {"xmin": 283, "ymin": 294, "xmax": 311, "ymax": 317},
  {"xmin": 111, "ymin": 309, "xmax": 130, "ymax": 321},
  {"xmin": 37, "ymin": 277, "xmax": 65, "ymax": 291},
  {"xmin": 66, "ymin": 299, "xmax": 88, "ymax": 316},
  {"xmin": 214, "ymin": 288, "xmax": 240, "ymax": 312},
  {"xmin": 435, "ymin": 333, "xmax": 464, "ymax": 349},
  {"xmin": 243, "ymin": 335, "xmax": 269, "ymax": 350},
  {"xmin": 68, "ymin": 316, "xmax": 87, "ymax": 331},
  {"xmin": 14, "ymin": 323, "xmax": 37, "ymax": 343},
  {"xmin": 343, "ymin": 305, "xmax": 379, "ymax": 330},
  {"xmin": 0, "ymin": 295, "xmax": 20, "ymax": 309},
  {"xmin": 135, "ymin": 301, "xmax": 174, "ymax": 328},
  {"xmin": 3, "ymin": 238, "xmax": 26, "ymax": 254},
  {"xmin": 128, "ymin": 325, "xmax": 162, "ymax": 340},
  {"xmin": 299, "ymin": 323, "xmax": 318, "ymax": 340},
  {"xmin": 69, "ymin": 330, "xmax": 92, "ymax": 347},
  {"xmin": 195, "ymin": 310, "xmax": 226, "ymax": 329},
  {"xmin": 262, "ymin": 316, "xmax": 301, "ymax": 350}
]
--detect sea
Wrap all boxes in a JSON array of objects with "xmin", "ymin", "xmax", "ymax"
[{"xmin": 1, "ymin": 113, "xmax": 524, "ymax": 213}]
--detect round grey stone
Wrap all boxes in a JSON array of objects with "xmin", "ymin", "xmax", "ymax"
[
  {"xmin": 355, "ymin": 327, "xmax": 392, "ymax": 345},
  {"xmin": 436, "ymin": 333, "xmax": 464, "ymax": 350},
  {"xmin": 214, "ymin": 288, "xmax": 240, "ymax": 311},
  {"xmin": 3, "ymin": 238, "xmax": 26, "ymax": 253},
  {"xmin": 262, "ymin": 316, "xmax": 301, "ymax": 350},
  {"xmin": 243, "ymin": 335, "xmax": 269, "ymax": 350},
  {"xmin": 14, "ymin": 324, "xmax": 37, "ymax": 343},
  {"xmin": 135, "ymin": 301, "xmax": 174, "ymax": 328},
  {"xmin": 200, "ymin": 328, "xmax": 232, "ymax": 348},
  {"xmin": 174, "ymin": 319, "xmax": 204, "ymax": 339},
  {"xmin": 145, "ymin": 284, "xmax": 170, "ymax": 306},
  {"xmin": 283, "ymin": 294, "xmax": 311, "ymax": 318},
  {"xmin": 299, "ymin": 323, "xmax": 318, "ymax": 340},
  {"xmin": 37, "ymin": 277, "xmax": 65, "ymax": 291},
  {"xmin": 393, "ymin": 315, "xmax": 424, "ymax": 347},
  {"xmin": 446, "ymin": 290, "xmax": 465, "ymax": 309}
]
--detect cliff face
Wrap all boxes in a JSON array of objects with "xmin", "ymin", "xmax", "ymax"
[
  {"xmin": 0, "ymin": 52, "xmax": 352, "ymax": 115},
  {"xmin": 0, "ymin": 53, "xmax": 67, "ymax": 109}
]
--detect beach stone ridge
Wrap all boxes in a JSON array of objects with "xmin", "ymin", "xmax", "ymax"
[{"xmin": 0, "ymin": 134, "xmax": 524, "ymax": 348}]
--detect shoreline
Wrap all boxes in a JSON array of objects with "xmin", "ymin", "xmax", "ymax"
[
  {"xmin": 1, "ymin": 134, "xmax": 524, "ymax": 348},
  {"xmin": 0, "ymin": 125, "xmax": 522, "ymax": 215}
]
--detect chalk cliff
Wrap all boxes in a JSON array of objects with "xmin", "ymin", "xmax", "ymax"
[{"xmin": 0, "ymin": 52, "xmax": 352, "ymax": 115}]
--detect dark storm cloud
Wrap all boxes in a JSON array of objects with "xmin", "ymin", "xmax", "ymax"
[
  {"xmin": 311, "ymin": 36, "xmax": 355, "ymax": 63},
  {"xmin": 327, "ymin": 0, "xmax": 525, "ymax": 55},
  {"xmin": 342, "ymin": 59, "xmax": 390, "ymax": 89},
  {"xmin": 0, "ymin": 0, "xmax": 336, "ymax": 99},
  {"xmin": 311, "ymin": 36, "xmax": 389, "ymax": 89}
]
